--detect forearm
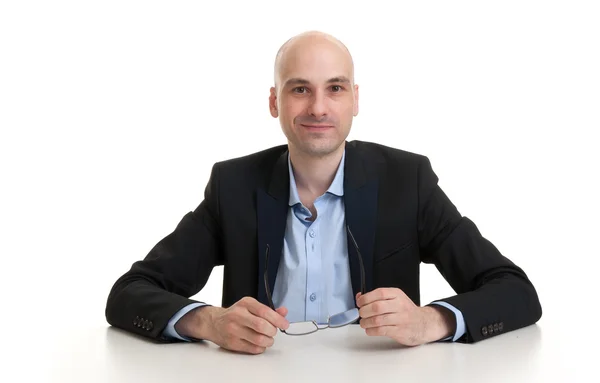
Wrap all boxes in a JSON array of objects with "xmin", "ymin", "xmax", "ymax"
[
  {"xmin": 106, "ymin": 277, "xmax": 200, "ymax": 341},
  {"xmin": 439, "ymin": 274, "xmax": 541, "ymax": 342}
]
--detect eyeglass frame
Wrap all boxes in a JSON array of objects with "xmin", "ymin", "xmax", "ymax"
[{"xmin": 264, "ymin": 224, "xmax": 366, "ymax": 335}]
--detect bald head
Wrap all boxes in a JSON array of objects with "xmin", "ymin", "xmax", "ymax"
[
  {"xmin": 268, "ymin": 31, "xmax": 359, "ymax": 158},
  {"xmin": 274, "ymin": 31, "xmax": 355, "ymax": 92}
]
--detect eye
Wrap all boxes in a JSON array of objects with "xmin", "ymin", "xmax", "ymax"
[
  {"xmin": 292, "ymin": 86, "xmax": 307, "ymax": 94},
  {"xmin": 331, "ymin": 85, "xmax": 343, "ymax": 92}
]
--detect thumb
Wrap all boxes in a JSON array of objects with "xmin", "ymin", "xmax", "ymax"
[{"xmin": 275, "ymin": 307, "xmax": 288, "ymax": 317}]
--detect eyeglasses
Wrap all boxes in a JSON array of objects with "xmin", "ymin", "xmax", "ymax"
[{"xmin": 264, "ymin": 225, "xmax": 366, "ymax": 335}]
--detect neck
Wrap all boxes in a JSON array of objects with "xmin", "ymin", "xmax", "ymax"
[{"xmin": 288, "ymin": 144, "xmax": 345, "ymax": 197}]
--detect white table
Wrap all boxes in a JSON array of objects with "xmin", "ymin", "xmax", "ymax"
[{"xmin": 37, "ymin": 322, "xmax": 580, "ymax": 383}]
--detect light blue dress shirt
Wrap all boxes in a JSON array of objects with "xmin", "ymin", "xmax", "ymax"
[
  {"xmin": 271, "ymin": 150, "xmax": 355, "ymax": 324},
  {"xmin": 163, "ymin": 150, "xmax": 466, "ymax": 342}
]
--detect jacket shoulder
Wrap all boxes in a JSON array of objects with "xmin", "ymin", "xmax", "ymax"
[
  {"xmin": 347, "ymin": 140, "xmax": 429, "ymax": 165},
  {"xmin": 215, "ymin": 145, "xmax": 287, "ymax": 169}
]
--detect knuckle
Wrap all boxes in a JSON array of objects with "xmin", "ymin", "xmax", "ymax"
[
  {"xmin": 260, "ymin": 321, "xmax": 274, "ymax": 336},
  {"xmin": 239, "ymin": 297, "xmax": 251, "ymax": 305},
  {"xmin": 255, "ymin": 318, "xmax": 272, "ymax": 335},
  {"xmin": 249, "ymin": 317, "xmax": 261, "ymax": 331},
  {"xmin": 256, "ymin": 307, "xmax": 268, "ymax": 319},
  {"xmin": 240, "ymin": 296, "xmax": 256, "ymax": 306}
]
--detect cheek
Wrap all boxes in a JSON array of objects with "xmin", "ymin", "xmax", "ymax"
[
  {"xmin": 334, "ymin": 96, "xmax": 355, "ymax": 111},
  {"xmin": 337, "ymin": 101, "xmax": 355, "ymax": 120},
  {"xmin": 280, "ymin": 102, "xmax": 304, "ymax": 122}
]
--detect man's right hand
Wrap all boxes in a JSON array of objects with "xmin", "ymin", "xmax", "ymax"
[{"xmin": 175, "ymin": 297, "xmax": 289, "ymax": 354}]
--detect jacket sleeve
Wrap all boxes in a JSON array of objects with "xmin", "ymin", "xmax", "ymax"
[
  {"xmin": 105, "ymin": 163, "xmax": 223, "ymax": 342},
  {"xmin": 417, "ymin": 156, "xmax": 542, "ymax": 343}
]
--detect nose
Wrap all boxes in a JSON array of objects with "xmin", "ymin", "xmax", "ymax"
[{"xmin": 307, "ymin": 90, "xmax": 327, "ymax": 120}]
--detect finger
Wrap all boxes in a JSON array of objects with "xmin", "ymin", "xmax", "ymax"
[
  {"xmin": 359, "ymin": 299, "xmax": 397, "ymax": 319},
  {"xmin": 231, "ymin": 338, "xmax": 267, "ymax": 355},
  {"xmin": 238, "ymin": 326, "xmax": 276, "ymax": 349},
  {"xmin": 360, "ymin": 313, "xmax": 400, "ymax": 329},
  {"xmin": 275, "ymin": 307, "xmax": 288, "ymax": 317},
  {"xmin": 242, "ymin": 312, "xmax": 278, "ymax": 337},
  {"xmin": 245, "ymin": 300, "xmax": 290, "ymax": 330},
  {"xmin": 365, "ymin": 325, "xmax": 395, "ymax": 337},
  {"xmin": 357, "ymin": 288, "xmax": 400, "ymax": 307}
]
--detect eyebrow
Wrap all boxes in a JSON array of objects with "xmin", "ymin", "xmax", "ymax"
[
  {"xmin": 284, "ymin": 76, "xmax": 351, "ymax": 88},
  {"xmin": 327, "ymin": 76, "xmax": 351, "ymax": 84}
]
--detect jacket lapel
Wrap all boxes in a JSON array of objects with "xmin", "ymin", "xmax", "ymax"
[
  {"xmin": 344, "ymin": 142, "xmax": 378, "ymax": 299},
  {"xmin": 256, "ymin": 150, "xmax": 289, "ymax": 306}
]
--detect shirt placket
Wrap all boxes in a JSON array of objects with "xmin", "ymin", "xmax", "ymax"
[{"xmin": 305, "ymin": 202, "xmax": 323, "ymax": 322}]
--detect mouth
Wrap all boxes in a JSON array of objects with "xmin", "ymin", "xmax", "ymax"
[{"xmin": 300, "ymin": 124, "xmax": 334, "ymax": 129}]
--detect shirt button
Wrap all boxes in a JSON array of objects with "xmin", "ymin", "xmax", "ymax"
[
  {"xmin": 310, "ymin": 293, "xmax": 316, "ymax": 302},
  {"xmin": 309, "ymin": 230, "xmax": 316, "ymax": 238}
]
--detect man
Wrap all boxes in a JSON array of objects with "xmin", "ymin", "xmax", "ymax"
[{"xmin": 105, "ymin": 31, "xmax": 542, "ymax": 355}]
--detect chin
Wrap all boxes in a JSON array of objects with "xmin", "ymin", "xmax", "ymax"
[{"xmin": 301, "ymin": 141, "xmax": 343, "ymax": 157}]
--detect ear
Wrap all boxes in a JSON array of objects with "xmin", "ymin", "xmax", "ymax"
[
  {"xmin": 269, "ymin": 87, "xmax": 278, "ymax": 118},
  {"xmin": 353, "ymin": 84, "xmax": 359, "ymax": 116}
]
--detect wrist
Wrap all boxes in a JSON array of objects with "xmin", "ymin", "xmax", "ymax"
[
  {"xmin": 421, "ymin": 305, "xmax": 455, "ymax": 343},
  {"xmin": 175, "ymin": 305, "xmax": 219, "ymax": 341}
]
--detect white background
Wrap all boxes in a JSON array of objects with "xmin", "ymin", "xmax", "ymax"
[{"xmin": 1, "ymin": 1, "xmax": 598, "ymax": 381}]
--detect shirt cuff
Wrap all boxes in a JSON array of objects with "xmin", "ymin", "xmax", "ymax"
[
  {"xmin": 162, "ymin": 302, "xmax": 207, "ymax": 341},
  {"xmin": 429, "ymin": 301, "xmax": 466, "ymax": 342}
]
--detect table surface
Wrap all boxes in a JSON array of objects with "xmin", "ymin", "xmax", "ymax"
[{"xmin": 22, "ymin": 322, "xmax": 585, "ymax": 383}]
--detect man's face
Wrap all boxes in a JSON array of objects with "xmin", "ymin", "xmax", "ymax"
[{"xmin": 270, "ymin": 39, "xmax": 359, "ymax": 157}]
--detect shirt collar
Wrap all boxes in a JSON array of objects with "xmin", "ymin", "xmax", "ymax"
[{"xmin": 288, "ymin": 150, "xmax": 345, "ymax": 207}]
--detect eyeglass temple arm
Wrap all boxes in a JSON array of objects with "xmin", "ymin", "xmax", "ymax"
[
  {"xmin": 264, "ymin": 244, "xmax": 276, "ymax": 310},
  {"xmin": 346, "ymin": 226, "xmax": 366, "ymax": 295}
]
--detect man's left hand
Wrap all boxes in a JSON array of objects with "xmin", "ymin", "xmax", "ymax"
[{"xmin": 356, "ymin": 288, "xmax": 456, "ymax": 346}]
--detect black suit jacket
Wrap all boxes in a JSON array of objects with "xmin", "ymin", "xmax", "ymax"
[{"xmin": 105, "ymin": 140, "xmax": 542, "ymax": 343}]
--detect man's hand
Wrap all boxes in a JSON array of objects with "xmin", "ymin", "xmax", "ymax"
[
  {"xmin": 356, "ymin": 288, "xmax": 456, "ymax": 346},
  {"xmin": 175, "ymin": 297, "xmax": 289, "ymax": 354}
]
